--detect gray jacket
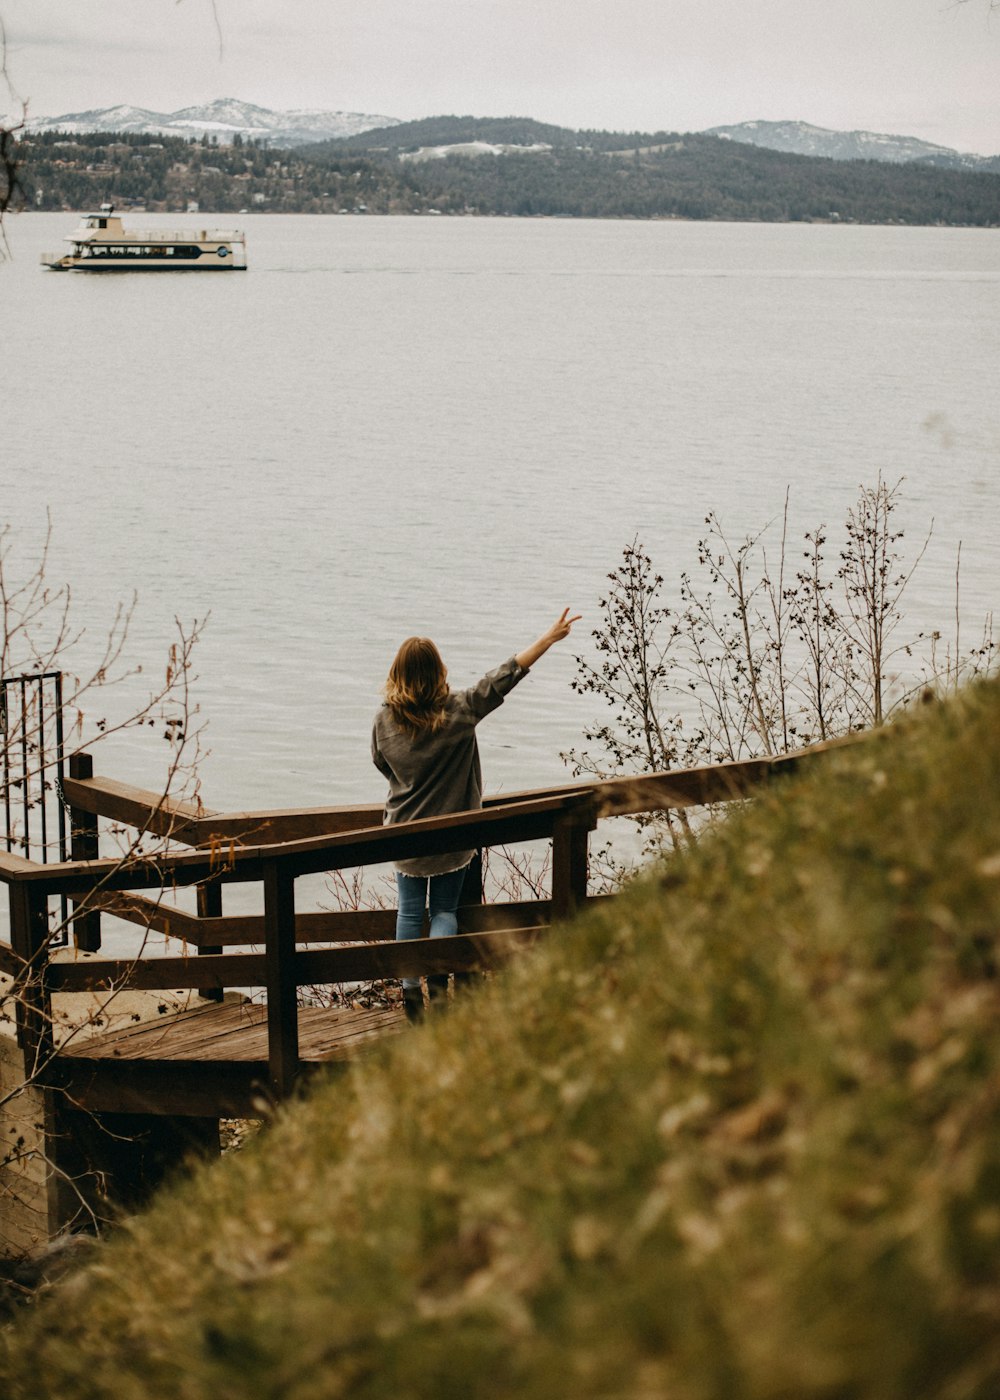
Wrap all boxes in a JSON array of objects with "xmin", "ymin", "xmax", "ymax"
[{"xmin": 371, "ymin": 656, "xmax": 526, "ymax": 876}]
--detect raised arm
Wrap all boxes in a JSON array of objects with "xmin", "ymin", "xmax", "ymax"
[{"xmin": 515, "ymin": 608, "xmax": 582, "ymax": 671}]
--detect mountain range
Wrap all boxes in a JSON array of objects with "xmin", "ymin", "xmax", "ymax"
[
  {"xmin": 24, "ymin": 99, "xmax": 1000, "ymax": 173},
  {"xmin": 25, "ymin": 98, "xmax": 400, "ymax": 148},
  {"xmin": 706, "ymin": 120, "xmax": 999, "ymax": 173}
]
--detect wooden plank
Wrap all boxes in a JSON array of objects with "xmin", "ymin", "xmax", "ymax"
[
  {"xmin": 4, "ymin": 733, "xmax": 870, "ymax": 898},
  {"xmin": 295, "ymin": 926, "xmax": 545, "ymax": 985},
  {"xmin": 57, "ymin": 1006, "xmax": 405, "ymax": 1115},
  {"xmin": 0, "ymin": 849, "xmax": 41, "ymax": 878},
  {"xmin": 2, "ymin": 791, "xmax": 588, "ymax": 894},
  {"xmin": 196, "ymin": 908, "xmax": 399, "ymax": 946},
  {"xmin": 264, "ymin": 860, "xmax": 298, "ymax": 1098},
  {"xmin": 47, "ymin": 950, "xmax": 267, "ymax": 993},
  {"xmin": 551, "ymin": 809, "xmax": 592, "ymax": 922},
  {"xmin": 60, "ymin": 773, "xmax": 208, "ymax": 842},
  {"xmin": 192, "ymin": 783, "xmax": 593, "ymax": 846},
  {"xmin": 86, "ymin": 891, "xmax": 205, "ymax": 943},
  {"xmin": 54, "ymin": 1058, "xmax": 269, "ymax": 1118},
  {"xmin": 180, "ymin": 899, "xmax": 555, "ymax": 947},
  {"xmin": 47, "ymin": 910, "xmax": 556, "ymax": 993},
  {"xmin": 193, "ymin": 804, "xmax": 384, "ymax": 846},
  {"xmin": 59, "ymin": 1001, "xmax": 252, "ymax": 1057},
  {"xmin": 60, "ymin": 1002, "xmax": 254, "ymax": 1052},
  {"xmin": 593, "ymin": 735, "xmax": 863, "ymax": 816},
  {"xmin": 52, "ymin": 774, "xmax": 592, "ymax": 853},
  {"xmin": 97, "ymin": 1007, "xmax": 268, "ymax": 1063},
  {"xmin": 62, "ymin": 1002, "xmax": 404, "ymax": 1066},
  {"xmin": 297, "ymin": 1006, "xmax": 405, "ymax": 1057}
]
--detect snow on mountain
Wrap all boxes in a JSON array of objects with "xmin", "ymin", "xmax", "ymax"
[
  {"xmin": 704, "ymin": 120, "xmax": 996, "ymax": 171},
  {"xmin": 399, "ymin": 141, "xmax": 552, "ymax": 162},
  {"xmin": 26, "ymin": 98, "xmax": 401, "ymax": 147}
]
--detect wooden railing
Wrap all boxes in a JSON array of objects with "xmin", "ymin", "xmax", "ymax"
[{"xmin": 0, "ymin": 736, "xmax": 858, "ymax": 1100}]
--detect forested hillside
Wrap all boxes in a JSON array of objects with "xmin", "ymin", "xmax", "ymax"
[{"xmin": 14, "ymin": 122, "xmax": 1000, "ymax": 224}]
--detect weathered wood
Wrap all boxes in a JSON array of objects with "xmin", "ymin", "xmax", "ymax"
[
  {"xmin": 594, "ymin": 736, "xmax": 862, "ymax": 817},
  {"xmin": 55, "ymin": 1058, "xmax": 269, "ymax": 1118},
  {"xmin": 88, "ymin": 897, "xmax": 397, "ymax": 946},
  {"xmin": 56, "ymin": 1003, "xmax": 404, "ymax": 1115},
  {"xmin": 264, "ymin": 860, "xmax": 298, "ymax": 1099},
  {"xmin": 61, "ymin": 773, "xmax": 208, "ymax": 842},
  {"xmin": 146, "ymin": 898, "xmax": 556, "ymax": 948},
  {"xmin": 84, "ymin": 891, "xmax": 205, "ymax": 943},
  {"xmin": 551, "ymin": 806, "xmax": 594, "ymax": 922},
  {"xmin": 193, "ymin": 804, "xmax": 385, "ymax": 846},
  {"xmin": 47, "ymin": 950, "xmax": 268, "ymax": 993},
  {"xmin": 68, "ymin": 753, "xmax": 102, "ymax": 951},
  {"xmin": 46, "ymin": 923, "xmax": 549, "ymax": 993},
  {"xmin": 61, "ymin": 1002, "xmax": 402, "ymax": 1063},
  {"xmin": 53, "ymin": 775, "xmax": 594, "ymax": 851},
  {"xmin": 0, "ymin": 791, "xmax": 592, "ymax": 894},
  {"xmin": 0, "ymin": 849, "xmax": 39, "ymax": 879},
  {"xmin": 2, "ymin": 738, "xmax": 871, "ymax": 900},
  {"xmin": 295, "ymin": 927, "xmax": 546, "ymax": 984}
]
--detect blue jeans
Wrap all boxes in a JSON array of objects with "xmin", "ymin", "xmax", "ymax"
[{"xmin": 395, "ymin": 866, "xmax": 468, "ymax": 992}]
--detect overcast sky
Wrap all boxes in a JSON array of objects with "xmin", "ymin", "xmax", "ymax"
[{"xmin": 3, "ymin": 0, "xmax": 999, "ymax": 154}]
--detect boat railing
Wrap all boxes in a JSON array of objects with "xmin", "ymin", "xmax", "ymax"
[{"xmin": 106, "ymin": 228, "xmax": 246, "ymax": 243}]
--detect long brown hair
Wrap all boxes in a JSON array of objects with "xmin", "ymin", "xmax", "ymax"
[{"xmin": 383, "ymin": 637, "xmax": 450, "ymax": 737}]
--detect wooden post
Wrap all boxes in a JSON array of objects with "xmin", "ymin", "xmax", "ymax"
[
  {"xmin": 263, "ymin": 859, "xmax": 298, "ymax": 1100},
  {"xmin": 196, "ymin": 879, "xmax": 224, "ymax": 1002},
  {"xmin": 9, "ymin": 879, "xmax": 54, "ymax": 1076},
  {"xmin": 67, "ymin": 752, "xmax": 101, "ymax": 952},
  {"xmin": 551, "ymin": 804, "xmax": 593, "ymax": 923}
]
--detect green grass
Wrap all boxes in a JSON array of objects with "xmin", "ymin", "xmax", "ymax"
[{"xmin": 3, "ymin": 681, "xmax": 1000, "ymax": 1399}]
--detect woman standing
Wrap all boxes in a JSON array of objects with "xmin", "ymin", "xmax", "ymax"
[{"xmin": 372, "ymin": 610, "xmax": 581, "ymax": 1022}]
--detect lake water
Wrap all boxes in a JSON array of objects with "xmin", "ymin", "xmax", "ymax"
[{"xmin": 2, "ymin": 213, "xmax": 999, "ymax": 820}]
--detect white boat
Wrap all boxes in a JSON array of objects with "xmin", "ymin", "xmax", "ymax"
[{"xmin": 41, "ymin": 204, "xmax": 247, "ymax": 272}]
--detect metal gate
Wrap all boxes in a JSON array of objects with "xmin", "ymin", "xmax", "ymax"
[{"xmin": 1, "ymin": 670, "xmax": 69, "ymax": 941}]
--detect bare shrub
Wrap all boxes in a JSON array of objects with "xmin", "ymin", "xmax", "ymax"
[{"xmin": 566, "ymin": 479, "xmax": 996, "ymax": 855}]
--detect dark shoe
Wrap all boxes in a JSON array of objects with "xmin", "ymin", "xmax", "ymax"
[
  {"xmin": 426, "ymin": 974, "xmax": 449, "ymax": 1007},
  {"xmin": 402, "ymin": 987, "xmax": 425, "ymax": 1024}
]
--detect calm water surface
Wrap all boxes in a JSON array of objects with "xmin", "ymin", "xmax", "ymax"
[{"xmin": 3, "ymin": 214, "xmax": 999, "ymax": 813}]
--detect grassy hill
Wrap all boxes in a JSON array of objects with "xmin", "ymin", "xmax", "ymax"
[{"xmin": 3, "ymin": 680, "xmax": 1000, "ymax": 1398}]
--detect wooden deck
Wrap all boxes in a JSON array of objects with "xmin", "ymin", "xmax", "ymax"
[
  {"xmin": 57, "ymin": 999, "xmax": 407, "ymax": 1117},
  {"xmin": 0, "ymin": 735, "xmax": 862, "ymax": 1234},
  {"xmin": 2, "ymin": 740, "xmax": 860, "ymax": 1116}
]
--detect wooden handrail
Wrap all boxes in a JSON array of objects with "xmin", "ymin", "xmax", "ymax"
[
  {"xmin": 1, "ymin": 790, "xmax": 594, "ymax": 892},
  {"xmin": 4, "ymin": 731, "xmax": 868, "ymax": 1097},
  {"xmin": 46, "ymin": 927, "xmax": 548, "ymax": 994},
  {"xmin": 11, "ymin": 738, "xmax": 863, "ymax": 894},
  {"xmin": 0, "ymin": 850, "xmax": 40, "ymax": 879},
  {"xmin": 60, "ymin": 775, "xmax": 596, "ymax": 849},
  {"xmin": 87, "ymin": 893, "xmax": 564, "ymax": 946},
  {"xmin": 60, "ymin": 774, "xmax": 209, "ymax": 842}
]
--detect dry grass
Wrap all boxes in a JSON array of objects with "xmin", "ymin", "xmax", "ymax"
[{"xmin": 2, "ymin": 680, "xmax": 1000, "ymax": 1398}]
